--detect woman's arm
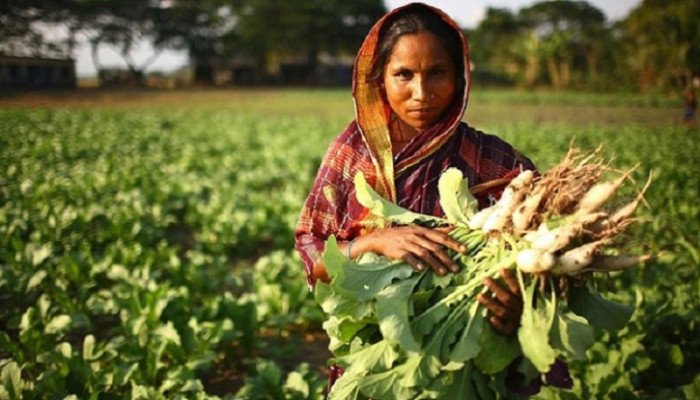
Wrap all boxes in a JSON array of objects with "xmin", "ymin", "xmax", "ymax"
[{"xmin": 309, "ymin": 225, "xmax": 467, "ymax": 283}]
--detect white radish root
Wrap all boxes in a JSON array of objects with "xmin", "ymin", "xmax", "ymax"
[
  {"xmin": 468, "ymin": 206, "xmax": 495, "ymax": 230},
  {"xmin": 481, "ymin": 170, "xmax": 534, "ymax": 232},
  {"xmin": 527, "ymin": 212, "xmax": 606, "ymax": 253},
  {"xmin": 588, "ymin": 254, "xmax": 652, "ymax": 272},
  {"xmin": 553, "ymin": 239, "xmax": 610, "ymax": 275},
  {"xmin": 511, "ymin": 185, "xmax": 546, "ymax": 231},
  {"xmin": 516, "ymin": 249, "xmax": 555, "ymax": 273},
  {"xmin": 575, "ymin": 165, "xmax": 637, "ymax": 216}
]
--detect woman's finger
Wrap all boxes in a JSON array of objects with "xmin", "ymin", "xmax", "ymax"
[
  {"xmin": 499, "ymin": 269, "xmax": 521, "ymax": 296},
  {"xmin": 477, "ymin": 292, "xmax": 509, "ymax": 319},
  {"xmin": 420, "ymin": 227, "xmax": 467, "ymax": 254},
  {"xmin": 479, "ymin": 295, "xmax": 519, "ymax": 335},
  {"xmin": 402, "ymin": 253, "xmax": 425, "ymax": 272},
  {"xmin": 405, "ymin": 242, "xmax": 450, "ymax": 275},
  {"xmin": 410, "ymin": 235, "xmax": 460, "ymax": 273},
  {"xmin": 488, "ymin": 315, "xmax": 517, "ymax": 335},
  {"xmin": 483, "ymin": 278, "xmax": 521, "ymax": 311}
]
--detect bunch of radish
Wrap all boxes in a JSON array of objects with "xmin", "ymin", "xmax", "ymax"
[
  {"xmin": 316, "ymin": 147, "xmax": 652, "ymax": 399},
  {"xmin": 468, "ymin": 147, "xmax": 652, "ymax": 278}
]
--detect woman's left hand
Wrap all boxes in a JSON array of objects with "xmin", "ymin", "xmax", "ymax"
[{"xmin": 477, "ymin": 269, "xmax": 523, "ymax": 335}]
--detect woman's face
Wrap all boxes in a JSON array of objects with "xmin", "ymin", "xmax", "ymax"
[{"xmin": 383, "ymin": 31, "xmax": 457, "ymax": 133}]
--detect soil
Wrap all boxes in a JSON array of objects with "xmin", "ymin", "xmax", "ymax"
[{"xmin": 202, "ymin": 325, "xmax": 332, "ymax": 396}]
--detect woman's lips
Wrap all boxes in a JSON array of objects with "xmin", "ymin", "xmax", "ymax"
[{"xmin": 408, "ymin": 107, "xmax": 433, "ymax": 115}]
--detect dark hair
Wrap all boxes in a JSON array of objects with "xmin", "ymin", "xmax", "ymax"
[{"xmin": 370, "ymin": 4, "xmax": 465, "ymax": 88}]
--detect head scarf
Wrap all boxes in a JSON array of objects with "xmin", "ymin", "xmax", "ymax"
[{"xmin": 352, "ymin": 2, "xmax": 471, "ymax": 203}]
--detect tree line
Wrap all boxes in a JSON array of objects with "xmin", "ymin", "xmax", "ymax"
[{"xmin": 1, "ymin": 0, "xmax": 698, "ymax": 91}]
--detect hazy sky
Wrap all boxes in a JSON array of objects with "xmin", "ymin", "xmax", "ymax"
[
  {"xmin": 385, "ymin": 0, "xmax": 641, "ymax": 28},
  {"xmin": 74, "ymin": 0, "xmax": 642, "ymax": 77}
]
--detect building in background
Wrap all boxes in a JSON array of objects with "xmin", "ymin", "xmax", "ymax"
[{"xmin": 0, "ymin": 56, "xmax": 76, "ymax": 89}]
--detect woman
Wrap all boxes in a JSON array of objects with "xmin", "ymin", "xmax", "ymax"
[{"xmin": 296, "ymin": 1, "xmax": 536, "ymax": 392}]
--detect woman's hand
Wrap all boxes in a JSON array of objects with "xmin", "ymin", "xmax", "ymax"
[
  {"xmin": 477, "ymin": 269, "xmax": 523, "ymax": 335},
  {"xmin": 360, "ymin": 225, "xmax": 467, "ymax": 275}
]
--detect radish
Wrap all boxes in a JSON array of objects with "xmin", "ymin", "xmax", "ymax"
[
  {"xmin": 575, "ymin": 166, "xmax": 637, "ymax": 215},
  {"xmin": 516, "ymin": 248, "xmax": 555, "ymax": 273},
  {"xmin": 553, "ymin": 239, "xmax": 609, "ymax": 275},
  {"xmin": 511, "ymin": 185, "xmax": 545, "ymax": 231},
  {"xmin": 481, "ymin": 170, "xmax": 534, "ymax": 232},
  {"xmin": 589, "ymin": 254, "xmax": 652, "ymax": 272}
]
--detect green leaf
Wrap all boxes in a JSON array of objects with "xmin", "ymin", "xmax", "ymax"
[
  {"xmin": 323, "ymin": 316, "xmax": 370, "ymax": 353},
  {"xmin": 154, "ymin": 322, "xmax": 181, "ymax": 347},
  {"xmin": 322, "ymin": 236, "xmax": 348, "ymax": 283},
  {"xmin": 401, "ymin": 355, "xmax": 442, "ymax": 388},
  {"xmin": 669, "ymin": 344, "xmax": 684, "ymax": 367},
  {"xmin": 517, "ymin": 278, "xmax": 557, "ymax": 372},
  {"xmin": 314, "ymin": 283, "xmax": 373, "ymax": 321},
  {"xmin": 336, "ymin": 340, "xmax": 399, "ymax": 372},
  {"xmin": 412, "ymin": 301, "xmax": 450, "ymax": 338},
  {"xmin": 471, "ymin": 367, "xmax": 496, "ymax": 400},
  {"xmin": 176, "ymin": 379, "xmax": 203, "ymax": 393},
  {"xmin": 0, "ymin": 335, "xmax": 19, "ymax": 361},
  {"xmin": 44, "ymin": 315, "xmax": 72, "ymax": 335},
  {"xmin": 55, "ymin": 342, "xmax": 72, "ymax": 359},
  {"xmin": 333, "ymin": 253, "xmax": 414, "ymax": 302},
  {"xmin": 681, "ymin": 374, "xmax": 700, "ymax": 399},
  {"xmin": 83, "ymin": 335, "xmax": 96, "ymax": 361},
  {"xmin": 327, "ymin": 371, "xmax": 362, "ymax": 400},
  {"xmin": 474, "ymin": 322, "xmax": 520, "ymax": 374},
  {"xmin": 450, "ymin": 302, "xmax": 485, "ymax": 363},
  {"xmin": 358, "ymin": 355, "xmax": 439, "ymax": 399},
  {"xmin": 431, "ymin": 363, "xmax": 476, "ymax": 399},
  {"xmin": 550, "ymin": 310, "xmax": 595, "ymax": 361},
  {"xmin": 284, "ymin": 371, "xmax": 310, "ymax": 398},
  {"xmin": 0, "ymin": 361, "xmax": 23, "ymax": 399},
  {"xmin": 354, "ymin": 171, "xmax": 445, "ymax": 226},
  {"xmin": 19, "ymin": 307, "xmax": 36, "ymax": 336},
  {"xmin": 30, "ymin": 244, "xmax": 52, "ymax": 266},
  {"xmin": 130, "ymin": 383, "xmax": 152, "ymax": 399},
  {"xmin": 568, "ymin": 284, "xmax": 633, "ymax": 331},
  {"xmin": 423, "ymin": 302, "xmax": 468, "ymax": 361},
  {"xmin": 376, "ymin": 277, "xmax": 421, "ymax": 352},
  {"xmin": 115, "ymin": 363, "xmax": 139, "ymax": 386},
  {"xmin": 438, "ymin": 168, "xmax": 477, "ymax": 225},
  {"xmin": 26, "ymin": 270, "xmax": 47, "ymax": 292}
]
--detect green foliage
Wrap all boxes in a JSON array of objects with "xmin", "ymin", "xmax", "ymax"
[
  {"xmin": 316, "ymin": 179, "xmax": 639, "ymax": 398},
  {"xmin": 234, "ymin": 360, "xmax": 325, "ymax": 400},
  {"xmin": 0, "ymin": 108, "xmax": 331, "ymax": 398},
  {"xmin": 0, "ymin": 89, "xmax": 697, "ymax": 397}
]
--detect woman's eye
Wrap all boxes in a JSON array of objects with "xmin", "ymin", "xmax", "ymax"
[
  {"xmin": 431, "ymin": 68, "xmax": 446, "ymax": 78},
  {"xmin": 395, "ymin": 70, "xmax": 412, "ymax": 80}
]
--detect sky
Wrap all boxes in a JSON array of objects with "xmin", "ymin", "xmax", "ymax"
[{"xmin": 73, "ymin": 0, "xmax": 642, "ymax": 77}]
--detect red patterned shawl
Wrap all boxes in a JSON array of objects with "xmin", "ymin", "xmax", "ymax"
[{"xmin": 295, "ymin": 3, "xmax": 535, "ymax": 287}]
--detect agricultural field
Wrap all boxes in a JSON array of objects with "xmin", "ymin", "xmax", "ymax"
[{"xmin": 0, "ymin": 88, "xmax": 698, "ymax": 399}]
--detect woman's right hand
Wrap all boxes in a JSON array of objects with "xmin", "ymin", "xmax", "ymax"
[{"xmin": 359, "ymin": 226, "xmax": 467, "ymax": 275}]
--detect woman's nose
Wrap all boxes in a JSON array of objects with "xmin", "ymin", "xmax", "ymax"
[{"xmin": 411, "ymin": 77, "xmax": 429, "ymax": 101}]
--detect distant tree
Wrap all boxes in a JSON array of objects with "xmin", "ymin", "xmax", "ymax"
[
  {"xmin": 233, "ymin": 0, "xmax": 385, "ymax": 81},
  {"xmin": 149, "ymin": 0, "xmax": 236, "ymax": 85},
  {"xmin": 1, "ymin": 0, "xmax": 181, "ymax": 85},
  {"xmin": 519, "ymin": 0, "xmax": 607, "ymax": 89},
  {"xmin": 468, "ymin": 8, "xmax": 528, "ymax": 86},
  {"xmin": 0, "ymin": 0, "xmax": 76, "ymax": 57},
  {"xmin": 79, "ymin": 1, "xmax": 166, "ymax": 85},
  {"xmin": 620, "ymin": 0, "xmax": 700, "ymax": 91}
]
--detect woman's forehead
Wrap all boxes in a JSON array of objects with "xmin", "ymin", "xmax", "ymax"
[{"xmin": 386, "ymin": 32, "xmax": 453, "ymax": 66}]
